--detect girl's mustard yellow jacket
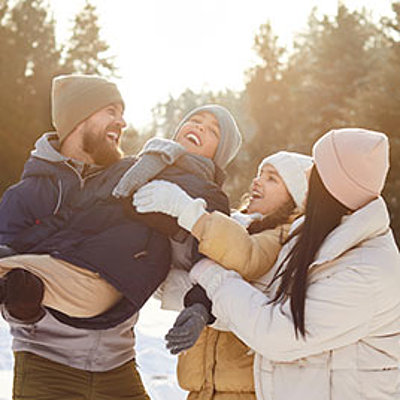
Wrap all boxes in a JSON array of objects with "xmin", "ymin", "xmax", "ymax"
[{"xmin": 176, "ymin": 211, "xmax": 291, "ymax": 400}]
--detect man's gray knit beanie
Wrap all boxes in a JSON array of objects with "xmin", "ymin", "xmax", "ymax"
[{"xmin": 173, "ymin": 104, "xmax": 242, "ymax": 170}]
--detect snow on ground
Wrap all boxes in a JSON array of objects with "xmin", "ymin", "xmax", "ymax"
[{"xmin": 0, "ymin": 298, "xmax": 187, "ymax": 400}]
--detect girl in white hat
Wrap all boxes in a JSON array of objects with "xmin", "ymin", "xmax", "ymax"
[
  {"xmin": 133, "ymin": 151, "xmax": 312, "ymax": 400},
  {"xmin": 172, "ymin": 128, "xmax": 400, "ymax": 400}
]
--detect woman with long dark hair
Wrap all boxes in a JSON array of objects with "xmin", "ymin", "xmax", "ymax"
[{"xmin": 185, "ymin": 128, "xmax": 400, "ymax": 400}]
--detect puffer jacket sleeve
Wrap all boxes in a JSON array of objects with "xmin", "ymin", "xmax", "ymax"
[
  {"xmin": 0, "ymin": 177, "xmax": 58, "ymax": 247},
  {"xmin": 126, "ymin": 169, "xmax": 230, "ymax": 239},
  {"xmin": 0, "ymin": 184, "xmax": 31, "ymax": 244},
  {"xmin": 192, "ymin": 211, "xmax": 286, "ymax": 280},
  {"xmin": 155, "ymin": 269, "xmax": 193, "ymax": 312},
  {"xmin": 194, "ymin": 261, "xmax": 375, "ymax": 362}
]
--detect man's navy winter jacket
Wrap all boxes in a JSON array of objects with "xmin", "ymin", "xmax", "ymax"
[{"xmin": 0, "ymin": 136, "xmax": 229, "ymax": 329}]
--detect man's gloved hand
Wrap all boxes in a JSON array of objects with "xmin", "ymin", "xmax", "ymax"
[
  {"xmin": 133, "ymin": 180, "xmax": 207, "ymax": 231},
  {"xmin": 2, "ymin": 269, "xmax": 45, "ymax": 323},
  {"xmin": 165, "ymin": 303, "xmax": 210, "ymax": 355}
]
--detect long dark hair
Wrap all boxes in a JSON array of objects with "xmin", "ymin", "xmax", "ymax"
[
  {"xmin": 247, "ymin": 197, "xmax": 296, "ymax": 234},
  {"xmin": 270, "ymin": 166, "xmax": 351, "ymax": 337}
]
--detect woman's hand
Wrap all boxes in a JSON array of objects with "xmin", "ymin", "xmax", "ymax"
[{"xmin": 133, "ymin": 180, "xmax": 207, "ymax": 231}]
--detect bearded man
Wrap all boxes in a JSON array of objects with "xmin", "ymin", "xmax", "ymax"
[{"xmin": 0, "ymin": 74, "xmax": 163, "ymax": 400}]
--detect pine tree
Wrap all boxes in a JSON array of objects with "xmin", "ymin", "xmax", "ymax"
[
  {"xmin": 351, "ymin": 1, "xmax": 400, "ymax": 243},
  {"xmin": 289, "ymin": 6, "xmax": 377, "ymax": 140},
  {"xmin": 0, "ymin": 0, "xmax": 61, "ymax": 192},
  {"xmin": 0, "ymin": 0, "xmax": 118, "ymax": 195},
  {"xmin": 246, "ymin": 6, "xmax": 378, "ymax": 153},
  {"xmin": 63, "ymin": 1, "xmax": 116, "ymax": 77},
  {"xmin": 245, "ymin": 22, "xmax": 298, "ymax": 163}
]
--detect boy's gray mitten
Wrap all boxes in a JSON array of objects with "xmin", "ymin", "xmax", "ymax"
[{"xmin": 165, "ymin": 303, "xmax": 209, "ymax": 355}]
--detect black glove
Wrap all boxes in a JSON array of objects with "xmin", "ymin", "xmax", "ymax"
[
  {"xmin": 165, "ymin": 303, "xmax": 209, "ymax": 355},
  {"xmin": 0, "ymin": 245, "xmax": 17, "ymax": 304},
  {"xmin": 183, "ymin": 284, "xmax": 216, "ymax": 324},
  {"xmin": 2, "ymin": 269, "xmax": 45, "ymax": 323}
]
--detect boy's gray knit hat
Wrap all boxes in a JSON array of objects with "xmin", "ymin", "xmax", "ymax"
[{"xmin": 173, "ymin": 104, "xmax": 242, "ymax": 169}]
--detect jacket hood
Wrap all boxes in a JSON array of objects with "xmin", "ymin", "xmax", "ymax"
[
  {"xmin": 312, "ymin": 197, "xmax": 390, "ymax": 267},
  {"xmin": 289, "ymin": 197, "xmax": 390, "ymax": 269},
  {"xmin": 21, "ymin": 132, "xmax": 68, "ymax": 180},
  {"xmin": 31, "ymin": 132, "xmax": 68, "ymax": 163}
]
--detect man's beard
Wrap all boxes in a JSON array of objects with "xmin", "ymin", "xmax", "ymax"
[{"xmin": 82, "ymin": 127, "xmax": 123, "ymax": 167}]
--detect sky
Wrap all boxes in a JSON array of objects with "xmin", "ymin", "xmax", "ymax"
[{"xmin": 49, "ymin": 0, "xmax": 394, "ymax": 129}]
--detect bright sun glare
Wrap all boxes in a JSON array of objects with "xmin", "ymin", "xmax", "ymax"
[{"xmin": 50, "ymin": 0, "xmax": 392, "ymax": 129}]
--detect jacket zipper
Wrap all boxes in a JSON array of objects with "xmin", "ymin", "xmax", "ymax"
[
  {"xmin": 64, "ymin": 161, "xmax": 103, "ymax": 190},
  {"xmin": 52, "ymin": 179, "xmax": 63, "ymax": 215}
]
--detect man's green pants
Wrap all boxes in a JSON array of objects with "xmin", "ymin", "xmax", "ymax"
[{"xmin": 12, "ymin": 351, "xmax": 150, "ymax": 400}]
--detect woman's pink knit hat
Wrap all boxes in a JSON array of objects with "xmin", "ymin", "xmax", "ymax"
[{"xmin": 312, "ymin": 128, "xmax": 389, "ymax": 210}]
